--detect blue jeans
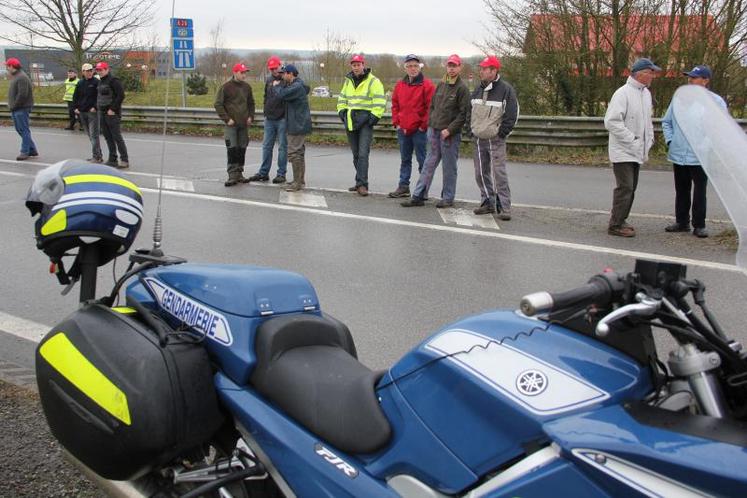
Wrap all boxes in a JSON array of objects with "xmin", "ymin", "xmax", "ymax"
[
  {"xmin": 396, "ymin": 129, "xmax": 427, "ymax": 187},
  {"xmin": 11, "ymin": 108, "xmax": 37, "ymax": 155},
  {"xmin": 346, "ymin": 125, "xmax": 374, "ymax": 188},
  {"xmin": 259, "ymin": 118, "xmax": 287, "ymax": 177},
  {"xmin": 412, "ymin": 128, "xmax": 460, "ymax": 202}
]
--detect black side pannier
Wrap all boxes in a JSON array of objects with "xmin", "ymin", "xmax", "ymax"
[{"xmin": 35, "ymin": 304, "xmax": 223, "ymax": 480}]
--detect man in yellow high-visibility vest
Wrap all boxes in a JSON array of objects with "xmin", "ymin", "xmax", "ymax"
[
  {"xmin": 337, "ymin": 54, "xmax": 386, "ymax": 196},
  {"xmin": 63, "ymin": 68, "xmax": 80, "ymax": 131}
]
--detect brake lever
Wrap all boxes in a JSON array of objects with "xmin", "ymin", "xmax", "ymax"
[{"xmin": 595, "ymin": 292, "xmax": 661, "ymax": 337}]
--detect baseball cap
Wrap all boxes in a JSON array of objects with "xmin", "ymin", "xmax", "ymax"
[
  {"xmin": 81, "ymin": 63, "xmax": 93, "ymax": 71},
  {"xmin": 683, "ymin": 64, "xmax": 712, "ymax": 79},
  {"xmin": 630, "ymin": 58, "xmax": 661, "ymax": 73},
  {"xmin": 267, "ymin": 56, "xmax": 282, "ymax": 70},
  {"xmin": 5, "ymin": 57, "xmax": 21, "ymax": 68},
  {"xmin": 350, "ymin": 54, "xmax": 365, "ymax": 64},
  {"xmin": 279, "ymin": 64, "xmax": 298, "ymax": 76},
  {"xmin": 478, "ymin": 55, "xmax": 501, "ymax": 70},
  {"xmin": 403, "ymin": 54, "xmax": 420, "ymax": 64},
  {"xmin": 94, "ymin": 62, "xmax": 109, "ymax": 71},
  {"xmin": 232, "ymin": 62, "xmax": 249, "ymax": 73},
  {"xmin": 446, "ymin": 54, "xmax": 462, "ymax": 66}
]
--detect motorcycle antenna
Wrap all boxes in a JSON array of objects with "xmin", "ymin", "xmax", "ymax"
[{"xmin": 150, "ymin": 0, "xmax": 179, "ymax": 257}]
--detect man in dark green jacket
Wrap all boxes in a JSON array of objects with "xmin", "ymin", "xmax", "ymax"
[
  {"xmin": 402, "ymin": 54, "xmax": 470, "ymax": 208},
  {"xmin": 271, "ymin": 64, "xmax": 312, "ymax": 191},
  {"xmin": 214, "ymin": 63, "xmax": 256, "ymax": 186}
]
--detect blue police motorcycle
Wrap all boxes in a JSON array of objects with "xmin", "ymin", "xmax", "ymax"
[{"xmin": 26, "ymin": 86, "xmax": 747, "ymax": 497}]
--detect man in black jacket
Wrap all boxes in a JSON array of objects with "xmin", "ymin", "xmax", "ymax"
[
  {"xmin": 73, "ymin": 63, "xmax": 102, "ymax": 163},
  {"xmin": 248, "ymin": 56, "xmax": 287, "ymax": 183},
  {"xmin": 470, "ymin": 56, "xmax": 518, "ymax": 220},
  {"xmin": 95, "ymin": 62, "xmax": 129, "ymax": 168}
]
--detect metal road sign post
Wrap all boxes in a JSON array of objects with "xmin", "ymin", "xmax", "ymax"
[{"xmin": 171, "ymin": 17, "xmax": 194, "ymax": 107}]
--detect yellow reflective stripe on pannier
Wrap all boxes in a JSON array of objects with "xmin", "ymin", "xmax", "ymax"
[
  {"xmin": 111, "ymin": 307, "xmax": 137, "ymax": 314},
  {"xmin": 39, "ymin": 332, "xmax": 132, "ymax": 426},
  {"xmin": 63, "ymin": 174, "xmax": 142, "ymax": 196},
  {"xmin": 40, "ymin": 209, "xmax": 67, "ymax": 235}
]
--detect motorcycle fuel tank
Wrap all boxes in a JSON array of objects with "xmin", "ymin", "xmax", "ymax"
[
  {"xmin": 126, "ymin": 263, "xmax": 320, "ymax": 384},
  {"xmin": 378, "ymin": 310, "xmax": 652, "ymax": 487}
]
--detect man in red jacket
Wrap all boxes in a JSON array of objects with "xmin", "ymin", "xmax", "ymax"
[{"xmin": 388, "ymin": 54, "xmax": 436, "ymax": 198}]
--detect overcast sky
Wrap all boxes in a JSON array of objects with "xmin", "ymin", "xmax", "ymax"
[{"xmin": 157, "ymin": 0, "xmax": 490, "ymax": 56}]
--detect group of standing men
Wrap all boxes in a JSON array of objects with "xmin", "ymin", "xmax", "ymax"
[
  {"xmin": 336, "ymin": 52, "xmax": 519, "ymax": 219},
  {"xmin": 214, "ymin": 58, "xmax": 312, "ymax": 192},
  {"xmin": 604, "ymin": 58, "xmax": 725, "ymax": 238},
  {"xmin": 5, "ymin": 58, "xmax": 129, "ymax": 168}
]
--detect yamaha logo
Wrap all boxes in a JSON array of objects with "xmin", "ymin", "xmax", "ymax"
[{"xmin": 516, "ymin": 370, "xmax": 548, "ymax": 396}]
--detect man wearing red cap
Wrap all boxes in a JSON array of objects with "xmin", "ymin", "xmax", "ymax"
[
  {"xmin": 401, "ymin": 54, "xmax": 470, "ymax": 208},
  {"xmin": 214, "ymin": 62, "xmax": 256, "ymax": 186},
  {"xmin": 388, "ymin": 54, "xmax": 436, "ymax": 198},
  {"xmin": 470, "ymin": 55, "xmax": 519, "ymax": 220},
  {"xmin": 5, "ymin": 57, "xmax": 39, "ymax": 161},
  {"xmin": 337, "ymin": 54, "xmax": 386, "ymax": 196},
  {"xmin": 95, "ymin": 62, "xmax": 129, "ymax": 168},
  {"xmin": 247, "ymin": 56, "xmax": 288, "ymax": 184}
]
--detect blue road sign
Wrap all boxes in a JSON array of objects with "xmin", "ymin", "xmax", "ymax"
[{"xmin": 171, "ymin": 17, "xmax": 194, "ymax": 71}]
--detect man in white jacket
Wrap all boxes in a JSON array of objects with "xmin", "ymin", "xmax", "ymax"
[{"xmin": 604, "ymin": 58, "xmax": 661, "ymax": 237}]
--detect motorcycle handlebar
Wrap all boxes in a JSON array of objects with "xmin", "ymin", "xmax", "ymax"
[{"xmin": 520, "ymin": 272, "xmax": 624, "ymax": 316}]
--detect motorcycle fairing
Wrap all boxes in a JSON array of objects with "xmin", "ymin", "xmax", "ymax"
[
  {"xmin": 381, "ymin": 311, "xmax": 651, "ymax": 479},
  {"xmin": 545, "ymin": 404, "xmax": 747, "ymax": 496}
]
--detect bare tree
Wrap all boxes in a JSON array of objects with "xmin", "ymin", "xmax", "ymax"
[
  {"xmin": 197, "ymin": 19, "xmax": 240, "ymax": 86},
  {"xmin": 0, "ymin": 0, "xmax": 156, "ymax": 70},
  {"xmin": 313, "ymin": 28, "xmax": 358, "ymax": 87}
]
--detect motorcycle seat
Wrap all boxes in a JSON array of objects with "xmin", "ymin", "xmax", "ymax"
[{"xmin": 250, "ymin": 313, "xmax": 392, "ymax": 455}]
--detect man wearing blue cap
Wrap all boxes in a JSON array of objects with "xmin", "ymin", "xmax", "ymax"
[
  {"xmin": 271, "ymin": 64, "xmax": 312, "ymax": 192},
  {"xmin": 604, "ymin": 57, "xmax": 661, "ymax": 237},
  {"xmin": 661, "ymin": 65, "xmax": 726, "ymax": 238}
]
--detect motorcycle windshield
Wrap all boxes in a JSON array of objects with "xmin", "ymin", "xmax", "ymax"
[{"xmin": 672, "ymin": 85, "xmax": 747, "ymax": 271}]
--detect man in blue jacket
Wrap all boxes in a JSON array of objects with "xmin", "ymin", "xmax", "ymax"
[
  {"xmin": 271, "ymin": 64, "xmax": 312, "ymax": 192},
  {"xmin": 661, "ymin": 65, "xmax": 726, "ymax": 238}
]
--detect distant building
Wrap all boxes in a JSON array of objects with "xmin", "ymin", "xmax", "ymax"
[
  {"xmin": 3, "ymin": 48, "xmax": 170, "ymax": 81},
  {"xmin": 524, "ymin": 14, "xmax": 723, "ymax": 76}
]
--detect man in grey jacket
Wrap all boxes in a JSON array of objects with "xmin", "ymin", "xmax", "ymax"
[
  {"xmin": 470, "ymin": 55, "xmax": 519, "ymax": 220},
  {"xmin": 5, "ymin": 58, "xmax": 39, "ymax": 161},
  {"xmin": 604, "ymin": 58, "xmax": 660, "ymax": 237}
]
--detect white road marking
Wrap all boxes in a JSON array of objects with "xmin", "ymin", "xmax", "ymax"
[
  {"xmin": 157, "ymin": 178, "xmax": 195, "ymax": 192},
  {"xmin": 0, "ymin": 159, "xmax": 730, "ymax": 224},
  {"xmin": 279, "ymin": 190, "xmax": 328, "ymax": 208},
  {"xmin": 0, "ymin": 311, "xmax": 49, "ymax": 343},
  {"xmin": 438, "ymin": 207, "xmax": 500, "ymax": 230},
  {"xmin": 0, "ymin": 170, "xmax": 31, "ymax": 177},
  {"xmin": 140, "ymin": 188, "xmax": 744, "ymax": 274}
]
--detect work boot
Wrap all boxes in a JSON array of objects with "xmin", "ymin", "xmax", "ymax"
[
  {"xmin": 105, "ymin": 159, "xmax": 118, "ymax": 167},
  {"xmin": 497, "ymin": 209, "xmax": 512, "ymax": 221},
  {"xmin": 693, "ymin": 227, "xmax": 709, "ymax": 238},
  {"xmin": 608, "ymin": 225, "xmax": 635, "ymax": 237},
  {"xmin": 272, "ymin": 175, "xmax": 286, "ymax": 184},
  {"xmin": 357, "ymin": 186, "xmax": 369, "ymax": 197},
  {"xmin": 224, "ymin": 171, "xmax": 240, "ymax": 187},
  {"xmin": 285, "ymin": 182, "xmax": 303, "ymax": 192},
  {"xmin": 247, "ymin": 173, "xmax": 270, "ymax": 182},
  {"xmin": 28, "ymin": 151, "xmax": 39, "ymax": 157},
  {"xmin": 474, "ymin": 203, "xmax": 496, "ymax": 215},
  {"xmin": 388, "ymin": 186, "xmax": 410, "ymax": 198},
  {"xmin": 401, "ymin": 197, "xmax": 425, "ymax": 207},
  {"xmin": 16, "ymin": 153, "xmax": 30, "ymax": 161},
  {"xmin": 116, "ymin": 161, "xmax": 129, "ymax": 169},
  {"xmin": 436, "ymin": 199, "xmax": 454, "ymax": 208},
  {"xmin": 87, "ymin": 157, "xmax": 103, "ymax": 163},
  {"xmin": 665, "ymin": 223, "xmax": 690, "ymax": 232},
  {"xmin": 348, "ymin": 185, "xmax": 359, "ymax": 192}
]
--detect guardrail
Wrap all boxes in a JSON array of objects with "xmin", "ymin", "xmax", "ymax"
[{"xmin": 2, "ymin": 102, "xmax": 745, "ymax": 147}]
